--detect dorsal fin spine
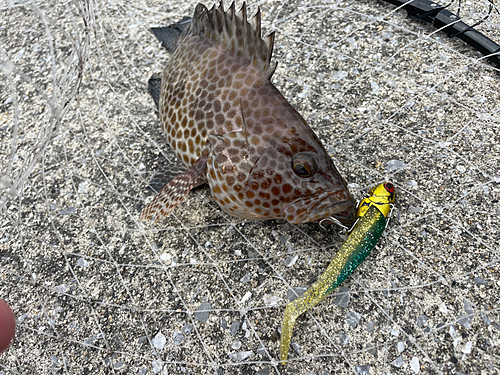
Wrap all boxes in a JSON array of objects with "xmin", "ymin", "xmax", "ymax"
[
  {"xmin": 266, "ymin": 32, "xmax": 277, "ymax": 79},
  {"xmin": 228, "ymin": 1, "xmax": 235, "ymax": 19},
  {"xmin": 253, "ymin": 8, "xmax": 261, "ymax": 38},
  {"xmin": 188, "ymin": 1, "xmax": 276, "ymax": 80},
  {"xmin": 240, "ymin": 2, "xmax": 247, "ymax": 26},
  {"xmin": 241, "ymin": 3, "xmax": 248, "ymax": 61},
  {"xmin": 267, "ymin": 32, "xmax": 275, "ymax": 65}
]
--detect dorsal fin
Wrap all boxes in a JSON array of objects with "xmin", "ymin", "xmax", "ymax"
[{"xmin": 189, "ymin": 1, "xmax": 277, "ymax": 80}]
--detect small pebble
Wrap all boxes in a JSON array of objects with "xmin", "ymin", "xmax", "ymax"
[
  {"xmin": 391, "ymin": 355, "xmax": 403, "ymax": 368},
  {"xmin": 231, "ymin": 341, "xmax": 242, "ymax": 350},
  {"xmin": 263, "ymin": 294, "xmax": 281, "ymax": 306},
  {"xmin": 256, "ymin": 342, "xmax": 266, "ymax": 356},
  {"xmin": 77, "ymin": 258, "xmax": 89, "ymax": 268},
  {"xmin": 220, "ymin": 318, "xmax": 228, "ymax": 330},
  {"xmin": 461, "ymin": 341, "xmax": 472, "ymax": 354},
  {"xmin": 334, "ymin": 287, "xmax": 350, "ymax": 308},
  {"xmin": 339, "ymin": 331, "xmax": 349, "ymax": 345},
  {"xmin": 410, "ymin": 357, "xmax": 420, "ymax": 373},
  {"xmin": 230, "ymin": 321, "xmax": 240, "ymax": 335},
  {"xmin": 355, "ymin": 365, "xmax": 370, "ymax": 375},
  {"xmin": 229, "ymin": 350, "xmax": 252, "ymax": 362},
  {"xmin": 396, "ymin": 341, "xmax": 405, "ymax": 353},
  {"xmin": 173, "ymin": 331, "xmax": 184, "ymax": 345},
  {"xmin": 456, "ymin": 315, "xmax": 471, "ymax": 329},
  {"xmin": 182, "ymin": 324, "xmax": 193, "ymax": 334},
  {"xmin": 449, "ymin": 325, "xmax": 456, "ymax": 337},
  {"xmin": 255, "ymin": 367, "xmax": 270, "ymax": 375},
  {"xmin": 366, "ymin": 343, "xmax": 377, "ymax": 356},
  {"xmin": 152, "ymin": 332, "xmax": 166, "ymax": 350},
  {"xmin": 284, "ymin": 254, "xmax": 298, "ymax": 267},
  {"xmin": 346, "ymin": 311, "xmax": 361, "ymax": 327},
  {"xmin": 366, "ymin": 321, "xmax": 377, "ymax": 332},
  {"xmin": 152, "ymin": 360, "xmax": 162, "ymax": 374},
  {"xmin": 463, "ymin": 299, "xmax": 474, "ymax": 315},
  {"xmin": 290, "ymin": 340, "xmax": 301, "ymax": 355},
  {"xmin": 385, "ymin": 160, "xmax": 406, "ymax": 172},
  {"xmin": 480, "ymin": 312, "xmax": 491, "ymax": 325},
  {"xmin": 416, "ymin": 314, "xmax": 428, "ymax": 328},
  {"xmin": 474, "ymin": 277, "xmax": 487, "ymax": 285},
  {"xmin": 195, "ymin": 302, "xmax": 211, "ymax": 323}
]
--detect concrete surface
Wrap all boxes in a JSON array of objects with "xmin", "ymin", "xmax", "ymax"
[{"xmin": 1, "ymin": 0, "xmax": 499, "ymax": 374}]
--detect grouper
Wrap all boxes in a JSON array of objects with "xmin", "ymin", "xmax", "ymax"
[{"xmin": 141, "ymin": 1, "xmax": 356, "ymax": 226}]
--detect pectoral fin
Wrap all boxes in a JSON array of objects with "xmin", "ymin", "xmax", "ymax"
[{"xmin": 141, "ymin": 153, "xmax": 208, "ymax": 223}]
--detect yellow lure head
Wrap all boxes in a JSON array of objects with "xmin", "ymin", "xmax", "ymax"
[{"xmin": 356, "ymin": 182, "xmax": 395, "ymax": 218}]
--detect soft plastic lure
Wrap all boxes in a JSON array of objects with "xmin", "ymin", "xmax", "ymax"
[{"xmin": 279, "ymin": 182, "xmax": 395, "ymax": 364}]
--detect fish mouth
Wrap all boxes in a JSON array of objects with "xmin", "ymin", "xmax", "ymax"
[
  {"xmin": 282, "ymin": 191, "xmax": 356, "ymax": 225},
  {"xmin": 318, "ymin": 208, "xmax": 356, "ymax": 230}
]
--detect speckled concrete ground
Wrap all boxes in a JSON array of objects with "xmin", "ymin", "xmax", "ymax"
[{"xmin": 1, "ymin": 0, "xmax": 499, "ymax": 374}]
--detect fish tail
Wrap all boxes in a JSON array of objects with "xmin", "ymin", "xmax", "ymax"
[{"xmin": 150, "ymin": 16, "xmax": 191, "ymax": 53}]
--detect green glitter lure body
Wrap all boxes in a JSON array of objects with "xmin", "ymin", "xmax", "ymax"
[{"xmin": 279, "ymin": 182, "xmax": 396, "ymax": 364}]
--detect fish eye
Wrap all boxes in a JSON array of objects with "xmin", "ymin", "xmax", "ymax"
[
  {"xmin": 292, "ymin": 153, "xmax": 318, "ymax": 178},
  {"xmin": 384, "ymin": 182, "xmax": 394, "ymax": 193}
]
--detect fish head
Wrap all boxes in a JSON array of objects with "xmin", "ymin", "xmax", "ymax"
[
  {"xmin": 246, "ymin": 145, "xmax": 356, "ymax": 225},
  {"xmin": 279, "ymin": 150, "xmax": 355, "ymax": 225},
  {"xmin": 202, "ymin": 69, "xmax": 356, "ymax": 226},
  {"xmin": 214, "ymin": 85, "xmax": 358, "ymax": 226}
]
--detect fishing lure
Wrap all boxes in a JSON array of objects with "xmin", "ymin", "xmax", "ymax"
[{"xmin": 279, "ymin": 182, "xmax": 395, "ymax": 364}]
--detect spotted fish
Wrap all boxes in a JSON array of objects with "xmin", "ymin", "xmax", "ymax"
[{"xmin": 141, "ymin": 1, "xmax": 356, "ymax": 225}]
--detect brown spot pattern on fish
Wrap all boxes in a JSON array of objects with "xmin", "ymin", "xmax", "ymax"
[{"xmin": 142, "ymin": 1, "xmax": 356, "ymax": 225}]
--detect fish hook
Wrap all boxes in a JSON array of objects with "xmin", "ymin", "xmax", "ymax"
[{"xmin": 319, "ymin": 216, "xmax": 351, "ymax": 233}]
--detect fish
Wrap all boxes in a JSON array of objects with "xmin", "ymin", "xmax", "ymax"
[
  {"xmin": 141, "ymin": 1, "xmax": 356, "ymax": 225},
  {"xmin": 279, "ymin": 182, "xmax": 396, "ymax": 363}
]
